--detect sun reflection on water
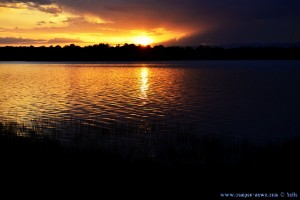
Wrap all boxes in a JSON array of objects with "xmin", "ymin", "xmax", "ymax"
[{"xmin": 139, "ymin": 67, "xmax": 149, "ymax": 103}]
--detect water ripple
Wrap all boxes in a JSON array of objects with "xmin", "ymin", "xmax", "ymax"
[{"xmin": 1, "ymin": 61, "xmax": 300, "ymax": 144}]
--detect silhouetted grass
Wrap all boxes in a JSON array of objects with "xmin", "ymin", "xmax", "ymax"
[{"xmin": 1, "ymin": 119, "xmax": 299, "ymax": 173}]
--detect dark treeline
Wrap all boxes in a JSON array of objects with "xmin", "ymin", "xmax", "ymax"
[{"xmin": 0, "ymin": 43, "xmax": 300, "ymax": 61}]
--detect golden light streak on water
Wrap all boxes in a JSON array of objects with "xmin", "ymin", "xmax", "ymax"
[{"xmin": 139, "ymin": 67, "xmax": 149, "ymax": 104}]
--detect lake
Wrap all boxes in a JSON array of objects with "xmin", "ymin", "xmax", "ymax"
[{"xmin": 1, "ymin": 61, "xmax": 300, "ymax": 160}]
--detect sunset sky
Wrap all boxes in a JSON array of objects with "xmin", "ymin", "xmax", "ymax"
[{"xmin": 0, "ymin": 0, "xmax": 299, "ymax": 46}]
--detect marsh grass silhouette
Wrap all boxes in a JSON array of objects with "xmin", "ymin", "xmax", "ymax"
[
  {"xmin": 1, "ymin": 118, "xmax": 300, "ymax": 196},
  {"xmin": 1, "ymin": 119, "xmax": 299, "ymax": 172}
]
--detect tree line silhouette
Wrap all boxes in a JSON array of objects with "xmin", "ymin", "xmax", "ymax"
[{"xmin": 0, "ymin": 43, "xmax": 299, "ymax": 61}]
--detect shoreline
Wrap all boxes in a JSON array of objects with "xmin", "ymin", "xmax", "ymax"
[{"xmin": 1, "ymin": 45, "xmax": 300, "ymax": 61}]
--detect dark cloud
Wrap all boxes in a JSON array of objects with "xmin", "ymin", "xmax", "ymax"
[
  {"xmin": 34, "ymin": 4, "xmax": 61, "ymax": 14},
  {"xmin": 51, "ymin": 0, "xmax": 300, "ymax": 44},
  {"xmin": 0, "ymin": 37, "xmax": 84, "ymax": 45},
  {"xmin": 0, "ymin": 0, "xmax": 61, "ymax": 14},
  {"xmin": 48, "ymin": 37, "xmax": 84, "ymax": 44},
  {"xmin": 36, "ymin": 21, "xmax": 46, "ymax": 26},
  {"xmin": 0, "ymin": 0, "xmax": 53, "ymax": 5},
  {"xmin": 56, "ymin": 0, "xmax": 205, "ymax": 30},
  {"xmin": 0, "ymin": 37, "xmax": 45, "ymax": 44}
]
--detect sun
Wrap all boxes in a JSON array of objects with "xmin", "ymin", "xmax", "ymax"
[{"xmin": 133, "ymin": 36, "xmax": 153, "ymax": 46}]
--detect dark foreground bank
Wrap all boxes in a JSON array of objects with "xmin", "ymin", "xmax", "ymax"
[{"xmin": 1, "ymin": 121, "xmax": 299, "ymax": 195}]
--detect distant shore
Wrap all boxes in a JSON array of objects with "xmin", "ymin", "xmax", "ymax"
[{"xmin": 1, "ymin": 44, "xmax": 300, "ymax": 61}]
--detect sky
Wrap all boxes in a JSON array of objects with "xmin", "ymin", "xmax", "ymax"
[{"xmin": 0, "ymin": 0, "xmax": 299, "ymax": 46}]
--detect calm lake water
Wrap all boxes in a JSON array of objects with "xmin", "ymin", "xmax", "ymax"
[{"xmin": 1, "ymin": 61, "xmax": 300, "ymax": 150}]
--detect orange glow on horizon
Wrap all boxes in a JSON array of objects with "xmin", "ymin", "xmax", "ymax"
[
  {"xmin": 0, "ymin": 2, "xmax": 187, "ymax": 46},
  {"xmin": 133, "ymin": 36, "xmax": 153, "ymax": 46}
]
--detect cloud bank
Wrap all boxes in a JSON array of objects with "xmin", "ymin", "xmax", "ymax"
[{"xmin": 1, "ymin": 0, "xmax": 300, "ymax": 45}]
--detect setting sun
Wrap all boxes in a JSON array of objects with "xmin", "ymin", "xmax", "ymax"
[
  {"xmin": 0, "ymin": 1, "xmax": 186, "ymax": 46},
  {"xmin": 133, "ymin": 36, "xmax": 153, "ymax": 46}
]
